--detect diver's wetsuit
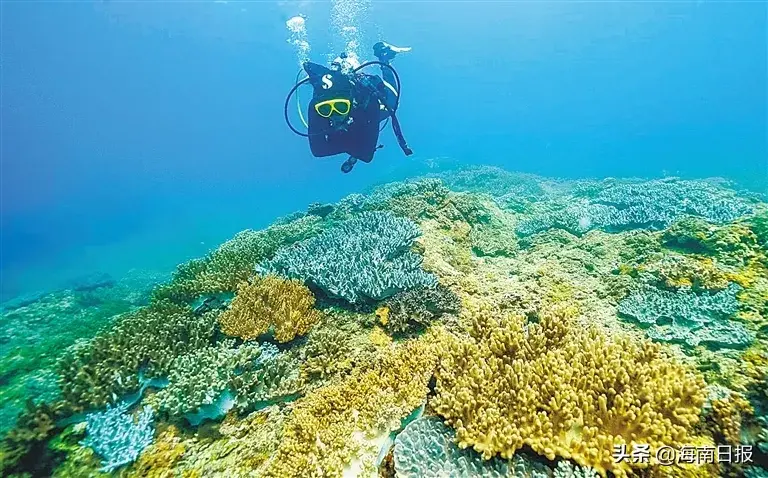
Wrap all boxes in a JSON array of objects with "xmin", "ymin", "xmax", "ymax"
[{"xmin": 303, "ymin": 58, "xmax": 407, "ymax": 171}]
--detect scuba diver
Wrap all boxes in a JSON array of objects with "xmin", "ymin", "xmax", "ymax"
[{"xmin": 285, "ymin": 41, "xmax": 414, "ymax": 173}]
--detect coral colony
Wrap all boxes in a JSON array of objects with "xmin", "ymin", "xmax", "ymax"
[{"xmin": 2, "ymin": 166, "xmax": 768, "ymax": 477}]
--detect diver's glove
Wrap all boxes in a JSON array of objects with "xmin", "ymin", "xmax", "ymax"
[{"xmin": 373, "ymin": 41, "xmax": 411, "ymax": 63}]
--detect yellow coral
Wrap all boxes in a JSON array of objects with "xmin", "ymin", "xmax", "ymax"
[
  {"xmin": 125, "ymin": 426, "xmax": 185, "ymax": 478},
  {"xmin": 264, "ymin": 329, "xmax": 446, "ymax": 477},
  {"xmin": 432, "ymin": 304, "xmax": 707, "ymax": 477},
  {"xmin": 219, "ymin": 275, "xmax": 321, "ymax": 343},
  {"xmin": 709, "ymin": 393, "xmax": 753, "ymax": 446},
  {"xmin": 369, "ymin": 327, "xmax": 391, "ymax": 347},
  {"xmin": 375, "ymin": 305, "xmax": 390, "ymax": 326}
]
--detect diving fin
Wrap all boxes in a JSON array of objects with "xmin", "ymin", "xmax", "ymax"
[{"xmin": 373, "ymin": 41, "xmax": 412, "ymax": 62}]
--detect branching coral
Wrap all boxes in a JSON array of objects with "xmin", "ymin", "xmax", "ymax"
[
  {"xmin": 708, "ymin": 393, "xmax": 753, "ymax": 446},
  {"xmin": 57, "ymin": 300, "xmax": 218, "ymax": 411},
  {"xmin": 379, "ymin": 283, "xmax": 461, "ymax": 334},
  {"xmin": 299, "ymin": 327, "xmax": 365, "ymax": 382},
  {"xmin": 80, "ymin": 402, "xmax": 155, "ymax": 473},
  {"xmin": 263, "ymin": 331, "xmax": 445, "ymax": 477},
  {"xmin": 0, "ymin": 400, "xmax": 63, "ymax": 477},
  {"xmin": 155, "ymin": 339, "xmax": 264, "ymax": 417},
  {"xmin": 662, "ymin": 217, "xmax": 759, "ymax": 265},
  {"xmin": 260, "ymin": 211, "xmax": 436, "ymax": 303},
  {"xmin": 151, "ymin": 215, "xmax": 325, "ymax": 303},
  {"xmin": 231, "ymin": 350, "xmax": 303, "ymax": 414},
  {"xmin": 432, "ymin": 304, "xmax": 707, "ymax": 477},
  {"xmin": 218, "ymin": 275, "xmax": 321, "ymax": 343},
  {"xmin": 618, "ymin": 283, "xmax": 754, "ymax": 349},
  {"xmin": 427, "ymin": 166, "xmax": 546, "ymax": 211}
]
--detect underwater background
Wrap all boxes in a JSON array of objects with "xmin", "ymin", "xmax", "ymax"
[
  {"xmin": 2, "ymin": 1, "xmax": 765, "ymax": 300},
  {"xmin": 1, "ymin": 1, "xmax": 767, "ymax": 477}
]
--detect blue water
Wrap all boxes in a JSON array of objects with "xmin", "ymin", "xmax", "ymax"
[{"xmin": 2, "ymin": 1, "xmax": 765, "ymax": 301}]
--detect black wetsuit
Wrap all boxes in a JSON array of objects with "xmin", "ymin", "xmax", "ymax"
[{"xmin": 303, "ymin": 61, "xmax": 408, "ymax": 165}]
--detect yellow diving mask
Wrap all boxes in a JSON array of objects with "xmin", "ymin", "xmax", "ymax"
[{"xmin": 314, "ymin": 98, "xmax": 351, "ymax": 118}]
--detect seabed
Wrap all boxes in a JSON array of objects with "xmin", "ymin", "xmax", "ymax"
[{"xmin": 2, "ymin": 165, "xmax": 767, "ymax": 478}]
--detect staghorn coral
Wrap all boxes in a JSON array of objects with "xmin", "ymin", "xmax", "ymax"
[
  {"xmin": 155, "ymin": 339, "xmax": 263, "ymax": 418},
  {"xmin": 260, "ymin": 211, "xmax": 436, "ymax": 304},
  {"xmin": 218, "ymin": 275, "xmax": 321, "ymax": 343},
  {"xmin": 263, "ymin": 330, "xmax": 445, "ymax": 477},
  {"xmin": 80, "ymin": 402, "xmax": 155, "ymax": 473},
  {"xmin": 151, "ymin": 215, "xmax": 325, "ymax": 303},
  {"xmin": 57, "ymin": 300, "xmax": 218, "ymax": 411},
  {"xmin": 379, "ymin": 283, "xmax": 461, "ymax": 334},
  {"xmin": 618, "ymin": 283, "xmax": 754, "ymax": 349},
  {"xmin": 432, "ymin": 304, "xmax": 707, "ymax": 477},
  {"xmin": 553, "ymin": 460, "xmax": 599, "ymax": 478}
]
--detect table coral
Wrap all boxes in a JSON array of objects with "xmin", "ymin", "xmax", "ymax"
[
  {"xmin": 393, "ymin": 415, "xmax": 558, "ymax": 478},
  {"xmin": 516, "ymin": 177, "xmax": 755, "ymax": 237},
  {"xmin": 618, "ymin": 283, "xmax": 754, "ymax": 349},
  {"xmin": 218, "ymin": 275, "xmax": 321, "ymax": 343},
  {"xmin": 432, "ymin": 304, "xmax": 707, "ymax": 477},
  {"xmin": 260, "ymin": 211, "xmax": 436, "ymax": 304}
]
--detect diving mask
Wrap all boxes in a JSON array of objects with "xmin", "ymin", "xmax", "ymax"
[{"xmin": 315, "ymin": 98, "xmax": 351, "ymax": 118}]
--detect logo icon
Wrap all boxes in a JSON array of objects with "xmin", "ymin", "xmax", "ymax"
[{"xmin": 321, "ymin": 74, "xmax": 333, "ymax": 89}]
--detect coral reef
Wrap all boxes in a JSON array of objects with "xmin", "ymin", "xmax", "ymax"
[
  {"xmin": 80, "ymin": 402, "xmax": 155, "ymax": 473},
  {"xmin": 261, "ymin": 211, "xmax": 436, "ymax": 303},
  {"xmin": 3, "ymin": 166, "xmax": 766, "ymax": 478},
  {"xmin": 155, "ymin": 339, "xmax": 264, "ymax": 418},
  {"xmin": 516, "ymin": 177, "xmax": 755, "ymax": 237},
  {"xmin": 218, "ymin": 275, "xmax": 321, "ymax": 342},
  {"xmin": 151, "ymin": 215, "xmax": 326, "ymax": 303},
  {"xmin": 263, "ymin": 330, "xmax": 445, "ymax": 477},
  {"xmin": 0, "ymin": 400, "xmax": 63, "ymax": 477},
  {"xmin": 618, "ymin": 283, "xmax": 754, "ymax": 349},
  {"xmin": 230, "ymin": 347, "xmax": 303, "ymax": 414},
  {"xmin": 393, "ymin": 415, "xmax": 556, "ymax": 478},
  {"xmin": 432, "ymin": 304, "xmax": 707, "ymax": 476},
  {"xmin": 378, "ymin": 283, "xmax": 460, "ymax": 334},
  {"xmin": 0, "ymin": 270, "xmax": 162, "ymax": 435},
  {"xmin": 57, "ymin": 300, "xmax": 218, "ymax": 411}
]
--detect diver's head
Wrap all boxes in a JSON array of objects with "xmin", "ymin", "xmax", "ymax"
[{"xmin": 315, "ymin": 97, "xmax": 352, "ymax": 129}]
